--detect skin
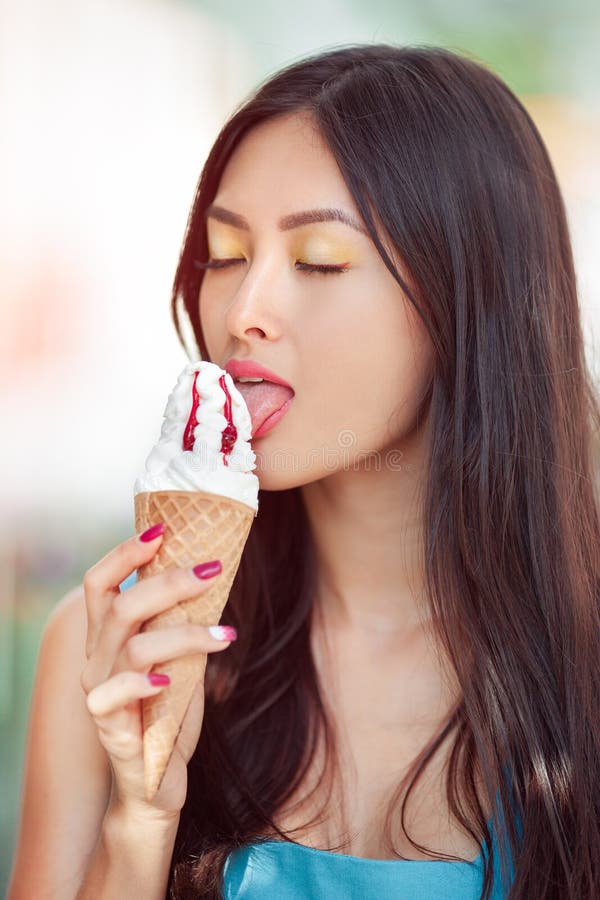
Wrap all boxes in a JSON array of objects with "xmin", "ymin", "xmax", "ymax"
[{"xmin": 199, "ymin": 111, "xmax": 479, "ymax": 859}]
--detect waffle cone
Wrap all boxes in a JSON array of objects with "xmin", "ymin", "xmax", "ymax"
[{"xmin": 134, "ymin": 489, "xmax": 255, "ymax": 801}]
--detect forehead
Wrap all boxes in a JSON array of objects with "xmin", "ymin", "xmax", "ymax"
[{"xmin": 213, "ymin": 112, "xmax": 357, "ymax": 218}]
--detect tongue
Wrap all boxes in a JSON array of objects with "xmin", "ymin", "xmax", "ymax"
[{"xmin": 235, "ymin": 381, "xmax": 294, "ymax": 435}]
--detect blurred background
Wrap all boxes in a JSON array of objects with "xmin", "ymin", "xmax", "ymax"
[{"xmin": 1, "ymin": 0, "xmax": 599, "ymax": 891}]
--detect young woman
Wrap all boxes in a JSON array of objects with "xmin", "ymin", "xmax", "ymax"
[{"xmin": 9, "ymin": 43, "xmax": 600, "ymax": 900}]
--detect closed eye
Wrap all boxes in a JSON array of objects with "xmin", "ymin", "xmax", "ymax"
[{"xmin": 193, "ymin": 258, "xmax": 350, "ymax": 276}]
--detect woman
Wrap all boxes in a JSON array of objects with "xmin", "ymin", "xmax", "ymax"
[{"xmin": 9, "ymin": 43, "xmax": 600, "ymax": 900}]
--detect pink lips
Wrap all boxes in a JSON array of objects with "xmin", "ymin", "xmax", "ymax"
[{"xmin": 224, "ymin": 358, "xmax": 294, "ymax": 438}]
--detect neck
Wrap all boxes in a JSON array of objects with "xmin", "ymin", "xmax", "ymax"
[{"xmin": 300, "ymin": 452, "xmax": 431, "ymax": 640}]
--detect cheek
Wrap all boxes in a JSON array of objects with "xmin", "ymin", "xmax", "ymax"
[
  {"xmin": 297, "ymin": 277, "xmax": 432, "ymax": 450},
  {"xmin": 198, "ymin": 287, "xmax": 223, "ymax": 358}
]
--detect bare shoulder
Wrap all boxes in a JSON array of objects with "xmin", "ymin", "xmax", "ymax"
[
  {"xmin": 46, "ymin": 581, "xmax": 86, "ymax": 629},
  {"xmin": 7, "ymin": 584, "xmax": 111, "ymax": 898}
]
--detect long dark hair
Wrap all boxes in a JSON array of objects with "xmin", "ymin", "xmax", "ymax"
[{"xmin": 164, "ymin": 43, "xmax": 600, "ymax": 899}]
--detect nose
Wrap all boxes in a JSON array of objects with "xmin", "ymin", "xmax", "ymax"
[{"xmin": 224, "ymin": 265, "xmax": 283, "ymax": 344}]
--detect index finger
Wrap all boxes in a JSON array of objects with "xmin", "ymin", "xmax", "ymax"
[{"xmin": 83, "ymin": 524, "xmax": 165, "ymax": 657}]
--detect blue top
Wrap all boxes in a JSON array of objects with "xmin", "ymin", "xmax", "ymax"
[
  {"xmin": 120, "ymin": 571, "xmax": 519, "ymax": 898},
  {"xmin": 221, "ymin": 802, "xmax": 517, "ymax": 900}
]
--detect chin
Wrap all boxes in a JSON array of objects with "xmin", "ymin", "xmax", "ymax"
[{"xmin": 252, "ymin": 458, "xmax": 321, "ymax": 493}]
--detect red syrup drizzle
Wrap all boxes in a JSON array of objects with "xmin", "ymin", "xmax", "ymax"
[
  {"xmin": 218, "ymin": 374, "xmax": 238, "ymax": 466},
  {"xmin": 181, "ymin": 370, "xmax": 238, "ymax": 466},
  {"xmin": 182, "ymin": 371, "xmax": 200, "ymax": 451}
]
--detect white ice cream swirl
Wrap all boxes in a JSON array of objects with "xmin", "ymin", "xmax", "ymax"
[{"xmin": 133, "ymin": 360, "xmax": 259, "ymax": 512}]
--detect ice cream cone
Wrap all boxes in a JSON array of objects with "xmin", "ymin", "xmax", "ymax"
[{"xmin": 134, "ymin": 488, "xmax": 255, "ymax": 801}]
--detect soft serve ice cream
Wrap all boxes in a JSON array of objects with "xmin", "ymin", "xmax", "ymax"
[
  {"xmin": 133, "ymin": 359, "xmax": 259, "ymax": 800},
  {"xmin": 134, "ymin": 360, "xmax": 259, "ymax": 512}
]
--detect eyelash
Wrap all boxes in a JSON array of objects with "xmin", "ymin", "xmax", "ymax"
[{"xmin": 193, "ymin": 258, "xmax": 349, "ymax": 276}]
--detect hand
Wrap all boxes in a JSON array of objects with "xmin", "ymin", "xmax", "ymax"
[{"xmin": 79, "ymin": 526, "xmax": 236, "ymax": 822}]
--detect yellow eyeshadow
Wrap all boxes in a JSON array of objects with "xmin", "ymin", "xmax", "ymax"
[
  {"xmin": 207, "ymin": 238, "xmax": 245, "ymax": 257},
  {"xmin": 206, "ymin": 232, "xmax": 360, "ymax": 264},
  {"xmin": 295, "ymin": 237, "xmax": 358, "ymax": 264}
]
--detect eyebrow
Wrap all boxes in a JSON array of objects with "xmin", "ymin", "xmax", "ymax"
[{"xmin": 205, "ymin": 203, "xmax": 368, "ymax": 235}]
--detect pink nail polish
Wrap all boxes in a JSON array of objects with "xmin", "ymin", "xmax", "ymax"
[
  {"xmin": 139, "ymin": 523, "xmax": 165, "ymax": 542},
  {"xmin": 148, "ymin": 673, "xmax": 170, "ymax": 686},
  {"xmin": 208, "ymin": 625, "xmax": 238, "ymax": 641},
  {"xmin": 192, "ymin": 560, "xmax": 222, "ymax": 579}
]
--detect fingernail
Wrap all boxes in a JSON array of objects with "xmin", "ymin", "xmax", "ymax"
[
  {"xmin": 139, "ymin": 523, "xmax": 165, "ymax": 543},
  {"xmin": 208, "ymin": 625, "xmax": 237, "ymax": 641},
  {"xmin": 192, "ymin": 560, "xmax": 222, "ymax": 579},
  {"xmin": 147, "ymin": 673, "xmax": 170, "ymax": 686}
]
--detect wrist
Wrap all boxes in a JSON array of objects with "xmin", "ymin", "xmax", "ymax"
[{"xmin": 107, "ymin": 799, "xmax": 181, "ymax": 836}]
